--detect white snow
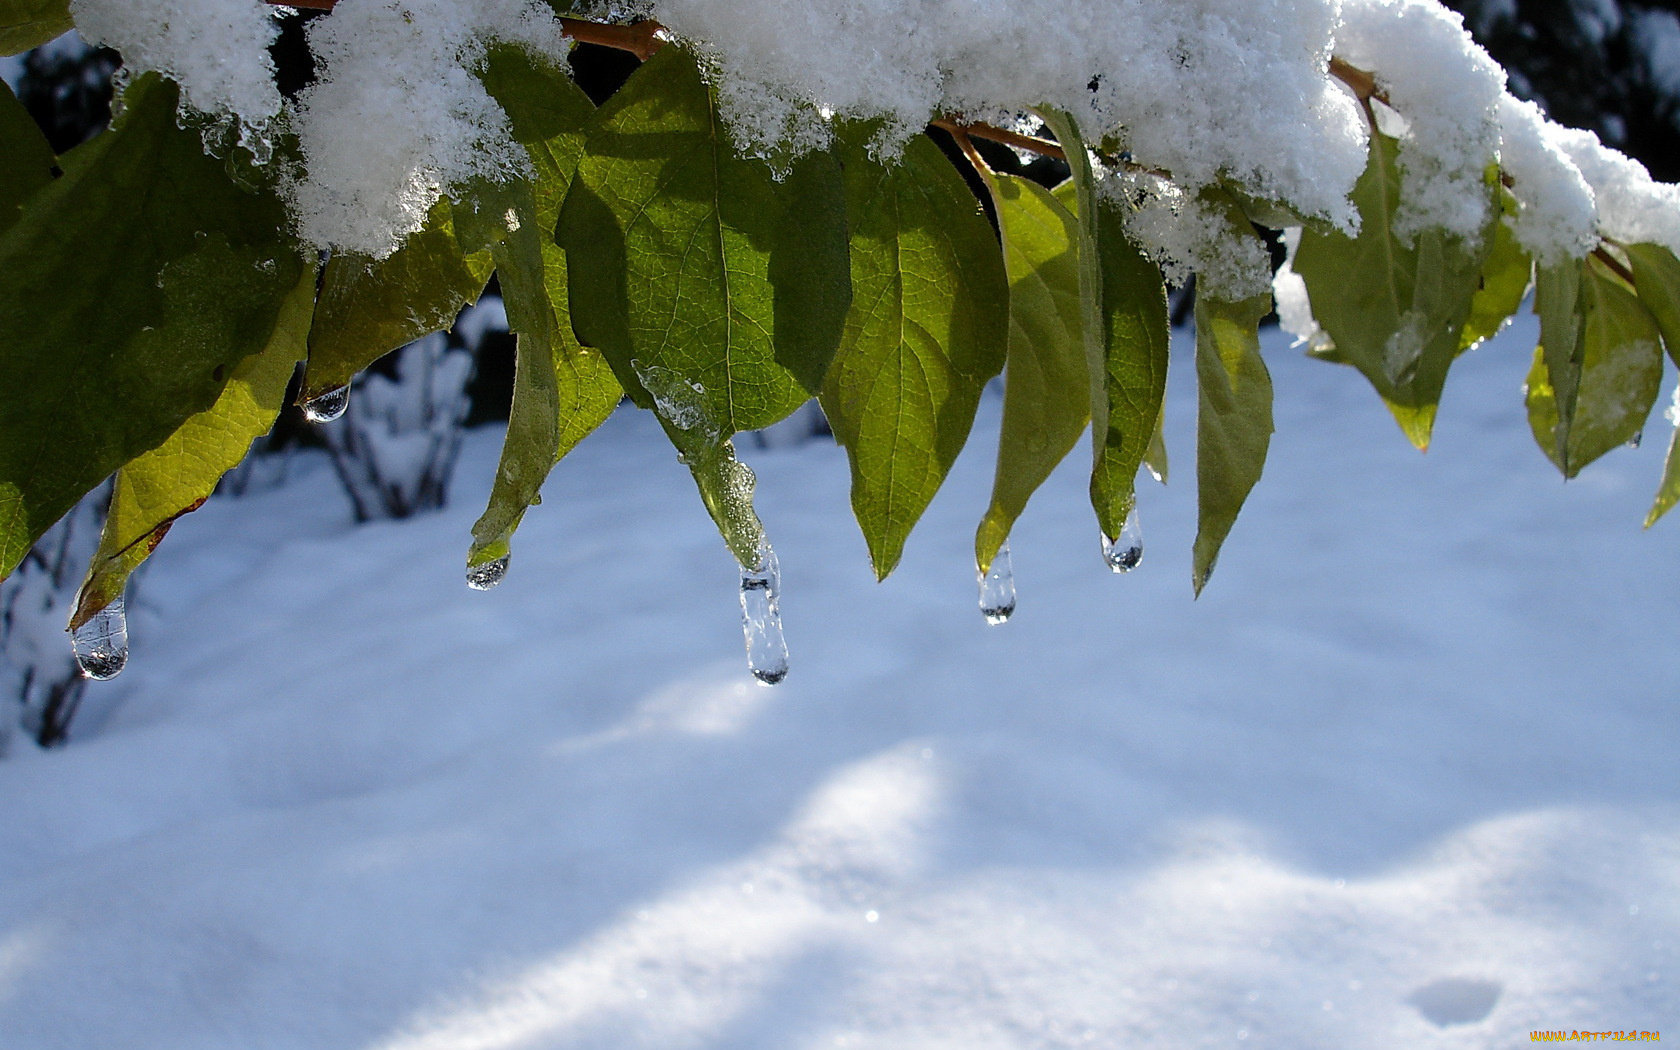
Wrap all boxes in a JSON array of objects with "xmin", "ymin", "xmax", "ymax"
[
  {"xmin": 1335, "ymin": 0, "xmax": 1506, "ymax": 241},
  {"xmin": 2, "ymin": 313, "xmax": 1676, "ymax": 1047}
]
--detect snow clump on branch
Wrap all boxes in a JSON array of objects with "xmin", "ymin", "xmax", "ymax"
[{"xmin": 68, "ymin": 0, "xmax": 1680, "ymax": 269}]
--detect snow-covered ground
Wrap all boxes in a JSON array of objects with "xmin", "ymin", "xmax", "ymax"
[{"xmin": 1, "ymin": 314, "xmax": 1676, "ymax": 1048}]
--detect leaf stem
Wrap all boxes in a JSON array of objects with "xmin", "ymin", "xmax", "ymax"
[
  {"xmin": 1593, "ymin": 244, "xmax": 1636, "ymax": 286},
  {"xmin": 932, "ymin": 118, "xmax": 1065, "ymax": 162},
  {"xmin": 1329, "ymin": 57, "xmax": 1387, "ymax": 107},
  {"xmin": 558, "ymin": 17, "xmax": 669, "ymax": 61}
]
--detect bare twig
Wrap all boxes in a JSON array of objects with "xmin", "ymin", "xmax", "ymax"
[{"xmin": 931, "ymin": 117, "xmax": 1065, "ymax": 162}]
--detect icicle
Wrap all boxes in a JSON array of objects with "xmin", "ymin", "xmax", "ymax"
[
  {"xmin": 739, "ymin": 541, "xmax": 789, "ymax": 686},
  {"xmin": 302, "ymin": 384, "xmax": 350, "ymax": 423},
  {"xmin": 1102, "ymin": 507, "xmax": 1144, "ymax": 573},
  {"xmin": 465, "ymin": 553, "xmax": 510, "ymax": 591},
  {"xmin": 978, "ymin": 541, "xmax": 1016, "ymax": 625},
  {"xmin": 71, "ymin": 597, "xmax": 128, "ymax": 680}
]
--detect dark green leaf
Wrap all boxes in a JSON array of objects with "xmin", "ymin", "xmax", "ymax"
[
  {"xmin": 469, "ymin": 44, "xmax": 619, "ymax": 571},
  {"xmin": 71, "ymin": 261, "xmax": 316, "ymax": 628},
  {"xmin": 1533, "ymin": 258, "xmax": 1584, "ymax": 464},
  {"xmin": 0, "ymin": 79, "xmax": 55, "ymax": 235},
  {"xmin": 1192, "ymin": 291, "xmax": 1273, "ymax": 596},
  {"xmin": 0, "ymin": 0, "xmax": 71, "ymax": 57},
  {"xmin": 1625, "ymin": 242, "xmax": 1680, "ymax": 368},
  {"xmin": 302, "ymin": 200, "xmax": 495, "ymax": 403},
  {"xmin": 818, "ymin": 127, "xmax": 1005, "ymax": 580},
  {"xmin": 975, "ymin": 172, "xmax": 1085, "ymax": 575},
  {"xmin": 558, "ymin": 45, "xmax": 850, "ymax": 563},
  {"xmin": 1525, "ymin": 255, "xmax": 1664, "ymax": 477},
  {"xmin": 0, "ymin": 74, "xmax": 304, "ymax": 581},
  {"xmin": 1293, "ymin": 130, "xmax": 1493, "ymax": 449}
]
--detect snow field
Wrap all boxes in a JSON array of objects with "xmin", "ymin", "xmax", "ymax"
[{"xmin": 0, "ymin": 315, "xmax": 1676, "ymax": 1047}]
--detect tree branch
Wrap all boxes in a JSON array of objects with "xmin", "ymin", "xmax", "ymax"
[{"xmin": 931, "ymin": 118, "xmax": 1065, "ymax": 162}]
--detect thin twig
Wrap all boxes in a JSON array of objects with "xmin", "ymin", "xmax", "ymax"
[
  {"xmin": 1593, "ymin": 245, "xmax": 1637, "ymax": 286},
  {"xmin": 932, "ymin": 117, "xmax": 1065, "ymax": 162},
  {"xmin": 558, "ymin": 17, "xmax": 668, "ymax": 61},
  {"xmin": 1328, "ymin": 57, "xmax": 1387, "ymax": 106}
]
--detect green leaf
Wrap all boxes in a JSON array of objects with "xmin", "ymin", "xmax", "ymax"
[
  {"xmin": 1646, "ymin": 421, "xmax": 1680, "ymax": 528},
  {"xmin": 1525, "ymin": 255, "xmax": 1664, "ymax": 477},
  {"xmin": 1192, "ymin": 291, "xmax": 1274, "ymax": 596},
  {"xmin": 302, "ymin": 200, "xmax": 495, "ymax": 404},
  {"xmin": 1089, "ymin": 197, "xmax": 1169, "ymax": 540},
  {"xmin": 0, "ymin": 74, "xmax": 304, "ymax": 581},
  {"xmin": 0, "ymin": 79, "xmax": 55, "ymax": 235},
  {"xmin": 975, "ymin": 172, "xmax": 1085, "ymax": 575},
  {"xmin": 818, "ymin": 126, "xmax": 1006, "ymax": 580},
  {"xmin": 468, "ymin": 44, "xmax": 619, "ymax": 572},
  {"xmin": 1532, "ymin": 258, "xmax": 1584, "ymax": 464},
  {"xmin": 70, "ymin": 260, "xmax": 317, "ymax": 629},
  {"xmin": 1035, "ymin": 107, "xmax": 1170, "ymax": 543},
  {"xmin": 558, "ymin": 45, "xmax": 850, "ymax": 563},
  {"xmin": 1459, "ymin": 188, "xmax": 1532, "ymax": 352},
  {"xmin": 1625, "ymin": 242, "xmax": 1680, "ymax": 368},
  {"xmin": 1143, "ymin": 405, "xmax": 1169, "ymax": 483},
  {"xmin": 1293, "ymin": 130, "xmax": 1493, "ymax": 449},
  {"xmin": 561, "ymin": 46, "xmax": 850, "ymax": 433},
  {"xmin": 0, "ymin": 0, "xmax": 71, "ymax": 57}
]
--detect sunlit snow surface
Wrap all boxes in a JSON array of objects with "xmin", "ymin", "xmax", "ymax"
[{"xmin": 2, "ymin": 315, "xmax": 1678, "ymax": 1047}]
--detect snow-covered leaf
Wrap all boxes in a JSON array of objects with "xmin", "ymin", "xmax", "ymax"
[
  {"xmin": 1525, "ymin": 255, "xmax": 1664, "ymax": 477},
  {"xmin": 818, "ymin": 125, "xmax": 1004, "ymax": 581},
  {"xmin": 1192, "ymin": 290, "xmax": 1273, "ymax": 596},
  {"xmin": 0, "ymin": 74, "xmax": 304, "ymax": 582},
  {"xmin": 70, "ymin": 261, "xmax": 316, "ymax": 629},
  {"xmin": 1293, "ymin": 130, "xmax": 1493, "ymax": 450},
  {"xmin": 975, "ymin": 172, "xmax": 1084, "ymax": 576}
]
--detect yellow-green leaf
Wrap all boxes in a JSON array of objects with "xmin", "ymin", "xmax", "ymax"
[
  {"xmin": 70, "ymin": 260, "xmax": 317, "ymax": 629},
  {"xmin": 1625, "ymin": 242, "xmax": 1680, "ymax": 368},
  {"xmin": 1192, "ymin": 291, "xmax": 1273, "ymax": 596},
  {"xmin": 468, "ymin": 44, "xmax": 619, "ymax": 573},
  {"xmin": 302, "ymin": 201, "xmax": 495, "ymax": 404},
  {"xmin": 975, "ymin": 173, "xmax": 1085, "ymax": 575},
  {"xmin": 1525, "ymin": 255, "xmax": 1664, "ymax": 477},
  {"xmin": 820, "ymin": 126, "xmax": 1006, "ymax": 580}
]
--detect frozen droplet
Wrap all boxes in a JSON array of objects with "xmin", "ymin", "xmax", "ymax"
[
  {"xmin": 979, "ymin": 542, "xmax": 1016, "ymax": 625},
  {"xmin": 1102, "ymin": 507, "xmax": 1144, "ymax": 573},
  {"xmin": 72, "ymin": 597, "xmax": 128, "ymax": 680},
  {"xmin": 466, "ymin": 554, "xmax": 509, "ymax": 591},
  {"xmin": 1627, "ymin": 430, "xmax": 1643, "ymax": 449},
  {"xmin": 740, "ymin": 542, "xmax": 789, "ymax": 686},
  {"xmin": 302, "ymin": 384, "xmax": 350, "ymax": 423}
]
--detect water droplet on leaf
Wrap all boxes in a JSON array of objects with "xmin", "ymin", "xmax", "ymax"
[
  {"xmin": 302, "ymin": 384, "xmax": 350, "ymax": 423},
  {"xmin": 979, "ymin": 542, "xmax": 1016, "ymax": 625},
  {"xmin": 1102, "ymin": 507, "xmax": 1144, "ymax": 573},
  {"xmin": 72, "ymin": 597, "xmax": 128, "ymax": 680},
  {"xmin": 740, "ymin": 542, "xmax": 789, "ymax": 685},
  {"xmin": 466, "ymin": 554, "xmax": 510, "ymax": 591}
]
